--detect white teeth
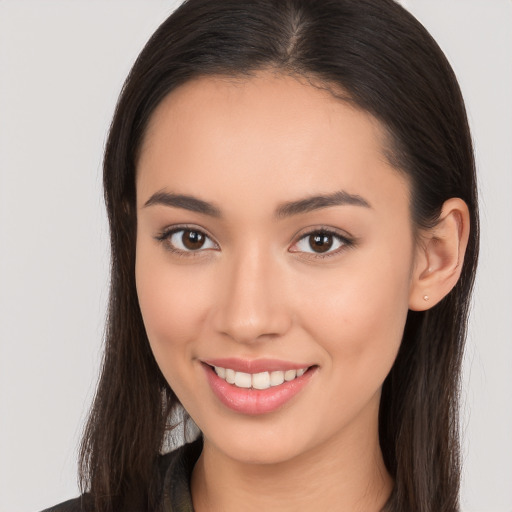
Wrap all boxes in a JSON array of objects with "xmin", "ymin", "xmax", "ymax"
[
  {"xmin": 234, "ymin": 371, "xmax": 252, "ymax": 388},
  {"xmin": 213, "ymin": 366, "xmax": 308, "ymax": 389},
  {"xmin": 252, "ymin": 371, "xmax": 270, "ymax": 390},
  {"xmin": 284, "ymin": 369, "xmax": 297, "ymax": 381},
  {"xmin": 269, "ymin": 370, "xmax": 285, "ymax": 386},
  {"xmin": 225, "ymin": 368, "xmax": 236, "ymax": 384}
]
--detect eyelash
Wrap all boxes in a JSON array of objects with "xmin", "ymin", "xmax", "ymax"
[
  {"xmin": 155, "ymin": 225, "xmax": 218, "ymax": 258},
  {"xmin": 155, "ymin": 225, "xmax": 355, "ymax": 259},
  {"xmin": 290, "ymin": 228, "xmax": 355, "ymax": 259}
]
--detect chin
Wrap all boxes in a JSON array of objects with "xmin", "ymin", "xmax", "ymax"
[
  {"xmin": 198, "ymin": 414, "xmax": 328, "ymax": 466},
  {"xmin": 216, "ymin": 435, "xmax": 308, "ymax": 465}
]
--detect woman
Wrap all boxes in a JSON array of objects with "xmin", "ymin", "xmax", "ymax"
[{"xmin": 44, "ymin": 0, "xmax": 478, "ymax": 510}]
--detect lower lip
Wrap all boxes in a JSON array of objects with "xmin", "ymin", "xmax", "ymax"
[{"xmin": 203, "ymin": 364, "xmax": 316, "ymax": 415}]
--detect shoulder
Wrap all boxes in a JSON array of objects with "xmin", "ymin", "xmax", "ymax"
[
  {"xmin": 40, "ymin": 495, "xmax": 92, "ymax": 512},
  {"xmin": 39, "ymin": 438, "xmax": 203, "ymax": 512}
]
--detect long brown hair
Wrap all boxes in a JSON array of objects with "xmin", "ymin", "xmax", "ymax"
[{"xmin": 79, "ymin": 1, "xmax": 479, "ymax": 510}]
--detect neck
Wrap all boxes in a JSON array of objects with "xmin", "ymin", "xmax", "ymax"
[{"xmin": 191, "ymin": 406, "xmax": 392, "ymax": 512}]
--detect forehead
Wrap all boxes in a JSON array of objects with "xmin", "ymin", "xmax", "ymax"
[{"xmin": 136, "ymin": 72, "xmax": 409, "ymax": 216}]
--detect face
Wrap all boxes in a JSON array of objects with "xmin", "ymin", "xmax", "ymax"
[{"xmin": 135, "ymin": 72, "xmax": 417, "ymax": 465}]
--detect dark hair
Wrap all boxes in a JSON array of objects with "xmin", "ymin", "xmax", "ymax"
[{"xmin": 79, "ymin": 1, "xmax": 479, "ymax": 510}]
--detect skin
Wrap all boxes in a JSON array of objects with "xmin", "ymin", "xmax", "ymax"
[{"xmin": 135, "ymin": 72, "xmax": 469, "ymax": 512}]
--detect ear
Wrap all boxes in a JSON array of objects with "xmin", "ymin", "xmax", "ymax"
[{"xmin": 409, "ymin": 198, "xmax": 470, "ymax": 311}]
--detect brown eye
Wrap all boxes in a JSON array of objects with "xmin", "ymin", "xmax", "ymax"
[
  {"xmin": 291, "ymin": 229, "xmax": 351, "ymax": 257},
  {"xmin": 161, "ymin": 228, "xmax": 217, "ymax": 253},
  {"xmin": 309, "ymin": 233, "xmax": 333, "ymax": 253},
  {"xmin": 182, "ymin": 229, "xmax": 205, "ymax": 250}
]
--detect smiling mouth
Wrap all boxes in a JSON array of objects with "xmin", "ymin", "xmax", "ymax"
[
  {"xmin": 208, "ymin": 365, "xmax": 311, "ymax": 390},
  {"xmin": 203, "ymin": 362, "xmax": 317, "ymax": 414}
]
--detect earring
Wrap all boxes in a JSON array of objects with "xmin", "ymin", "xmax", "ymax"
[{"xmin": 423, "ymin": 295, "xmax": 429, "ymax": 301}]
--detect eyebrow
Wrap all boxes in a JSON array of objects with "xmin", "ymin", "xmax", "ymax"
[
  {"xmin": 275, "ymin": 190, "xmax": 371, "ymax": 218},
  {"xmin": 144, "ymin": 191, "xmax": 222, "ymax": 217},
  {"xmin": 143, "ymin": 190, "xmax": 371, "ymax": 218}
]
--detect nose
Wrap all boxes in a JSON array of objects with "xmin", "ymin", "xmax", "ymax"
[{"xmin": 211, "ymin": 244, "xmax": 292, "ymax": 344}]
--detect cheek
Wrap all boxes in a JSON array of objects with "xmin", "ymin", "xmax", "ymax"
[
  {"xmin": 135, "ymin": 244, "xmax": 212, "ymax": 365},
  {"xmin": 298, "ymin": 247, "xmax": 413, "ymax": 385}
]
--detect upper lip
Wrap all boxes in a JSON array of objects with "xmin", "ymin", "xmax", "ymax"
[{"xmin": 202, "ymin": 358, "xmax": 312, "ymax": 374}]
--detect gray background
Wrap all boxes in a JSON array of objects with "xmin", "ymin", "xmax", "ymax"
[{"xmin": 0, "ymin": 1, "xmax": 510, "ymax": 511}]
